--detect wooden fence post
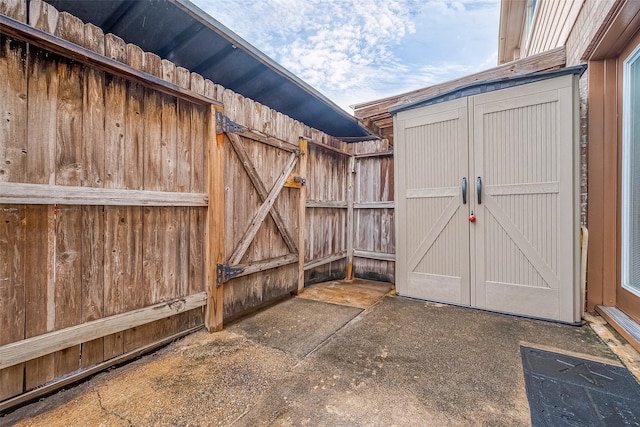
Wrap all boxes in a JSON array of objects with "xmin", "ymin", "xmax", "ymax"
[
  {"xmin": 297, "ymin": 138, "xmax": 308, "ymax": 293},
  {"xmin": 205, "ymin": 105, "xmax": 224, "ymax": 331},
  {"xmin": 345, "ymin": 156, "xmax": 355, "ymax": 281}
]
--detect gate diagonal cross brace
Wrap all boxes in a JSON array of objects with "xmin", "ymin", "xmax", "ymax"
[
  {"xmin": 227, "ymin": 133, "xmax": 298, "ymax": 254},
  {"xmin": 227, "ymin": 151, "xmax": 299, "ymax": 266}
]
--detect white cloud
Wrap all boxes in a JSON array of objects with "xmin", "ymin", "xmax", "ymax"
[{"xmin": 192, "ymin": 0, "xmax": 500, "ymax": 112}]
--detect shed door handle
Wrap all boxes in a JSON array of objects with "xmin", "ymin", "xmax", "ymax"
[
  {"xmin": 477, "ymin": 177, "xmax": 482, "ymax": 205},
  {"xmin": 462, "ymin": 177, "xmax": 467, "ymax": 204}
]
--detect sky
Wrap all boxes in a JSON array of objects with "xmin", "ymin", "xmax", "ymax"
[{"xmin": 190, "ymin": 0, "xmax": 501, "ymax": 113}]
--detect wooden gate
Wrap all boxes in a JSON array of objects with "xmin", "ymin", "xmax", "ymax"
[
  {"xmin": 214, "ymin": 113, "xmax": 308, "ymax": 318},
  {"xmin": 394, "ymin": 72, "xmax": 581, "ymax": 323}
]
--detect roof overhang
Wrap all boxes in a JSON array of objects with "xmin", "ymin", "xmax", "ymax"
[
  {"xmin": 498, "ymin": 0, "xmax": 527, "ymax": 64},
  {"xmin": 47, "ymin": 0, "xmax": 375, "ymax": 140}
]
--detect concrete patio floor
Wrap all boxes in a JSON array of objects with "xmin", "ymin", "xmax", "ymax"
[{"xmin": 2, "ymin": 279, "xmax": 639, "ymax": 426}]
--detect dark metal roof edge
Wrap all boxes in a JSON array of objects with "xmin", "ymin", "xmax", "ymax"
[
  {"xmin": 390, "ymin": 64, "xmax": 587, "ymax": 115},
  {"xmin": 171, "ymin": 0, "xmax": 375, "ymax": 139}
]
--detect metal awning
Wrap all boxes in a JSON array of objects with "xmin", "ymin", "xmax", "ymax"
[{"xmin": 48, "ymin": 0, "xmax": 375, "ymax": 140}]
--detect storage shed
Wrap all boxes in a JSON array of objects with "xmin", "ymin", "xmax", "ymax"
[{"xmin": 393, "ymin": 66, "xmax": 584, "ymax": 323}]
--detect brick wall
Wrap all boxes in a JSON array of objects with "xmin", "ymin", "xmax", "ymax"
[
  {"xmin": 565, "ymin": 0, "xmax": 617, "ymax": 66},
  {"xmin": 562, "ymin": 0, "xmax": 616, "ymax": 225}
]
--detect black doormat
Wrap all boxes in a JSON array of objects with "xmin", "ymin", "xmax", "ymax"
[{"xmin": 521, "ymin": 346, "xmax": 640, "ymax": 426}]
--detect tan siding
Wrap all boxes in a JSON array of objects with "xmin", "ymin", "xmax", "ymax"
[
  {"xmin": 565, "ymin": 0, "xmax": 617, "ymax": 65},
  {"xmin": 525, "ymin": 0, "xmax": 584, "ymax": 58}
]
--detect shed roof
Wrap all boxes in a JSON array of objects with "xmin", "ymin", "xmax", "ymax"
[
  {"xmin": 390, "ymin": 64, "xmax": 587, "ymax": 115},
  {"xmin": 48, "ymin": 0, "xmax": 374, "ymax": 141},
  {"xmin": 351, "ymin": 47, "xmax": 567, "ymax": 143}
]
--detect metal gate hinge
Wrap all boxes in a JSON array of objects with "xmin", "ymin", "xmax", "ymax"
[
  {"xmin": 293, "ymin": 176, "xmax": 306, "ymax": 185},
  {"xmin": 216, "ymin": 263, "xmax": 244, "ymax": 286},
  {"xmin": 215, "ymin": 110, "xmax": 246, "ymax": 134}
]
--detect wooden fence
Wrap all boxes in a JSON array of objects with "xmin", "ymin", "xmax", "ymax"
[{"xmin": 0, "ymin": 0, "xmax": 395, "ymax": 409}]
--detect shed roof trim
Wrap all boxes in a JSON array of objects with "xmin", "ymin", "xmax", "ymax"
[{"xmin": 390, "ymin": 65, "xmax": 586, "ymax": 115}]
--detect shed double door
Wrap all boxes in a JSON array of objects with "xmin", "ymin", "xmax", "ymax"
[{"xmin": 395, "ymin": 75, "xmax": 580, "ymax": 323}]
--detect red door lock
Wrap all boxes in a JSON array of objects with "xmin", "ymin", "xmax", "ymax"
[{"xmin": 469, "ymin": 212, "xmax": 476, "ymax": 222}]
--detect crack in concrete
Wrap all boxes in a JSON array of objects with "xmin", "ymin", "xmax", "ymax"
[{"xmin": 96, "ymin": 391, "xmax": 133, "ymax": 426}]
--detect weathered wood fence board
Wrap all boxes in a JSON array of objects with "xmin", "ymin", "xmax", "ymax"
[
  {"xmin": 352, "ymin": 140, "xmax": 395, "ymax": 282},
  {"xmin": 0, "ymin": 0, "xmax": 396, "ymax": 409},
  {"xmin": 303, "ymin": 145, "xmax": 350, "ymax": 284},
  {"xmin": 0, "ymin": 0, "xmax": 210, "ymax": 405}
]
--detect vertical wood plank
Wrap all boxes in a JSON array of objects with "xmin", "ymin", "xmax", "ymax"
[
  {"xmin": 345, "ymin": 156, "xmax": 355, "ymax": 280},
  {"xmin": 81, "ymin": 23, "xmax": 105, "ymax": 188},
  {"xmin": 296, "ymin": 138, "xmax": 308, "ymax": 292},
  {"xmin": 27, "ymin": 0, "xmax": 58, "ymax": 185},
  {"xmin": 54, "ymin": 206, "xmax": 82, "ymax": 377},
  {"xmin": 24, "ymin": 205, "xmax": 55, "ymax": 391},
  {"xmin": 205, "ymin": 105, "xmax": 224, "ymax": 331},
  {"xmin": 142, "ymin": 52, "xmax": 163, "ymax": 192},
  {"xmin": 188, "ymin": 74, "xmax": 206, "ymax": 327},
  {"xmin": 79, "ymin": 21, "xmax": 106, "ymax": 369},
  {"xmin": 80, "ymin": 205, "xmax": 104, "ymax": 368},
  {"xmin": 54, "ymin": 12, "xmax": 84, "ymax": 187},
  {"xmin": 118, "ymin": 44, "xmax": 148, "ymax": 353},
  {"xmin": 159, "ymin": 60, "xmax": 179, "ymax": 336},
  {"xmin": 176, "ymin": 67, "xmax": 192, "ymax": 194},
  {"xmin": 124, "ymin": 43, "xmax": 144, "ymax": 190},
  {"xmin": 175, "ymin": 67, "xmax": 192, "ymax": 331},
  {"xmin": 0, "ymin": 28, "xmax": 27, "ymax": 183},
  {"xmin": 104, "ymin": 36, "xmax": 126, "ymax": 190},
  {"xmin": 0, "ymin": 206, "xmax": 25, "ymax": 401},
  {"xmin": 102, "ymin": 34, "xmax": 127, "ymax": 360},
  {"xmin": 23, "ymin": 0, "xmax": 58, "ymax": 391},
  {"xmin": 140, "ymin": 49, "xmax": 163, "ymax": 309}
]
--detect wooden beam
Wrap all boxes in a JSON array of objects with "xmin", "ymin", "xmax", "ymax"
[
  {"xmin": 297, "ymin": 138, "xmax": 308, "ymax": 292},
  {"xmin": 228, "ymin": 254, "xmax": 298, "ymax": 282},
  {"xmin": 0, "ymin": 182, "xmax": 208, "ymax": 206},
  {"xmin": 306, "ymin": 200, "xmax": 348, "ymax": 208},
  {"xmin": 227, "ymin": 133, "xmax": 298, "ymax": 253},
  {"xmin": 354, "ymin": 151, "xmax": 394, "ymax": 159},
  {"xmin": 346, "ymin": 156, "xmax": 355, "ymax": 280},
  {"xmin": 205, "ymin": 105, "xmax": 225, "ymax": 331},
  {"xmin": 304, "ymin": 251, "xmax": 347, "ymax": 271},
  {"xmin": 228, "ymin": 152, "xmax": 298, "ymax": 265},
  {"xmin": 354, "ymin": 201, "xmax": 395, "ymax": 209},
  {"xmin": 0, "ymin": 13, "xmax": 220, "ymax": 107},
  {"xmin": 237, "ymin": 129, "xmax": 300, "ymax": 153},
  {"xmin": 0, "ymin": 292, "xmax": 207, "ymax": 370},
  {"xmin": 353, "ymin": 249, "xmax": 395, "ymax": 262},
  {"xmin": 305, "ymin": 138, "xmax": 352, "ymax": 157},
  {"xmin": 0, "ymin": 325, "xmax": 203, "ymax": 413}
]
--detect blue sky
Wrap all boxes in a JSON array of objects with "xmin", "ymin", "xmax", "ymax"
[{"xmin": 190, "ymin": 0, "xmax": 501, "ymax": 112}]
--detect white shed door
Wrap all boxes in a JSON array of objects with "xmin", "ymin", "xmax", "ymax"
[
  {"xmin": 394, "ymin": 75, "xmax": 579, "ymax": 323},
  {"xmin": 395, "ymin": 98, "xmax": 470, "ymax": 306}
]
